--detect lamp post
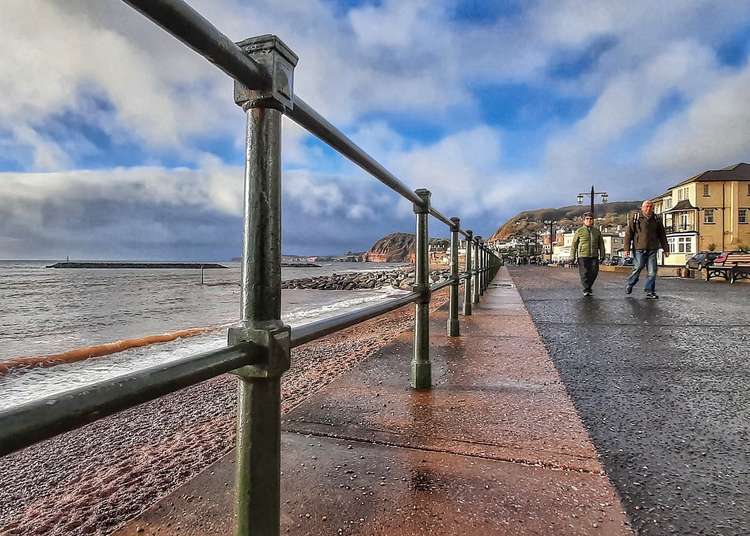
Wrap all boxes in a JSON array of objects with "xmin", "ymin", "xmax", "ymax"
[
  {"xmin": 543, "ymin": 220, "xmax": 556, "ymax": 263},
  {"xmin": 576, "ymin": 186, "xmax": 608, "ymax": 218}
]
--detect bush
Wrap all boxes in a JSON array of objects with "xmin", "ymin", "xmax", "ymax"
[{"xmin": 707, "ymin": 243, "xmax": 717, "ymax": 252}]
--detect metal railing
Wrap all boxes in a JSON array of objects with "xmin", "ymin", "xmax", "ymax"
[{"xmin": 0, "ymin": 1, "xmax": 502, "ymax": 534}]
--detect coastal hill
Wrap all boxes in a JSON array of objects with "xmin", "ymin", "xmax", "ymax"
[
  {"xmin": 489, "ymin": 201, "xmax": 642, "ymax": 241},
  {"xmin": 365, "ymin": 232, "xmax": 449, "ymax": 262}
]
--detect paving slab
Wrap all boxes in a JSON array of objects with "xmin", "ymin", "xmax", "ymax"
[
  {"xmin": 113, "ymin": 268, "xmax": 632, "ymax": 536},
  {"xmin": 510, "ymin": 266, "xmax": 750, "ymax": 535}
]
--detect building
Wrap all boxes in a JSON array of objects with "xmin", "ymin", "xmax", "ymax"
[
  {"xmin": 551, "ymin": 232, "xmax": 575, "ymax": 263},
  {"xmin": 601, "ymin": 233, "xmax": 624, "ymax": 258},
  {"xmin": 653, "ymin": 163, "xmax": 750, "ymax": 266}
]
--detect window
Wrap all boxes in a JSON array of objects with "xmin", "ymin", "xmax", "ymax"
[
  {"xmin": 740, "ymin": 209, "xmax": 748, "ymax": 224},
  {"xmin": 678, "ymin": 189, "xmax": 684, "ymax": 201},
  {"xmin": 664, "ymin": 197, "xmax": 672, "ymax": 209},
  {"xmin": 677, "ymin": 237, "xmax": 692, "ymax": 253},
  {"xmin": 704, "ymin": 208, "xmax": 715, "ymax": 224},
  {"xmin": 703, "ymin": 184, "xmax": 710, "ymax": 196}
]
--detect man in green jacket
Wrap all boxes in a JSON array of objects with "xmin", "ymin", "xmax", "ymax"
[{"xmin": 571, "ymin": 212, "xmax": 606, "ymax": 296}]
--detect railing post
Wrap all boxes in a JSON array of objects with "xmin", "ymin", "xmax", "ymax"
[
  {"xmin": 448, "ymin": 217, "xmax": 460, "ymax": 336},
  {"xmin": 483, "ymin": 246, "xmax": 489, "ymax": 289},
  {"xmin": 473, "ymin": 236, "xmax": 481, "ymax": 304},
  {"xmin": 480, "ymin": 244, "xmax": 485, "ymax": 292},
  {"xmin": 480, "ymin": 243, "xmax": 486, "ymax": 295},
  {"xmin": 228, "ymin": 35, "xmax": 298, "ymax": 536},
  {"xmin": 411, "ymin": 189, "xmax": 432, "ymax": 389},
  {"xmin": 463, "ymin": 230, "xmax": 473, "ymax": 316},
  {"xmin": 478, "ymin": 243, "xmax": 483, "ymax": 294}
]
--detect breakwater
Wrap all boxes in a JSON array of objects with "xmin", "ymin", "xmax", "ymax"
[
  {"xmin": 281, "ymin": 266, "xmax": 450, "ymax": 290},
  {"xmin": 46, "ymin": 262, "xmax": 227, "ymax": 269}
]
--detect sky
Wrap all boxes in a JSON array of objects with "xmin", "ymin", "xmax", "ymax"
[{"xmin": 2, "ymin": 0, "xmax": 750, "ymax": 260}]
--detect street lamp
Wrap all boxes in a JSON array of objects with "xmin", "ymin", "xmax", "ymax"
[{"xmin": 576, "ymin": 185, "xmax": 608, "ymax": 218}]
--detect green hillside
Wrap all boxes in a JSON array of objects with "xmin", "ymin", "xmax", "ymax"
[{"xmin": 490, "ymin": 201, "xmax": 642, "ymax": 241}]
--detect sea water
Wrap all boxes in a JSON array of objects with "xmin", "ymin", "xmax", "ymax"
[{"xmin": 0, "ymin": 260, "xmax": 408, "ymax": 409}]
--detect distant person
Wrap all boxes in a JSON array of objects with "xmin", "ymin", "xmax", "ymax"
[
  {"xmin": 571, "ymin": 212, "xmax": 605, "ymax": 296},
  {"xmin": 624, "ymin": 200, "xmax": 670, "ymax": 299}
]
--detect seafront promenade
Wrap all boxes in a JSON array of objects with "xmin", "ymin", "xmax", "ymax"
[{"xmin": 113, "ymin": 268, "xmax": 632, "ymax": 535}]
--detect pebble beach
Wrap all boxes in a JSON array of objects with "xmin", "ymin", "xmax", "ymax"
[{"xmin": 0, "ymin": 290, "xmax": 449, "ymax": 536}]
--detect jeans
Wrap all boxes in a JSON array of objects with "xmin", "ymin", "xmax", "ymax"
[
  {"xmin": 627, "ymin": 249, "xmax": 658, "ymax": 292},
  {"xmin": 577, "ymin": 257, "xmax": 599, "ymax": 291}
]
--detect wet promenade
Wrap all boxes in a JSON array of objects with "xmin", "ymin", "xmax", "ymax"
[
  {"xmin": 510, "ymin": 266, "xmax": 750, "ymax": 536},
  {"xmin": 114, "ymin": 268, "xmax": 631, "ymax": 535}
]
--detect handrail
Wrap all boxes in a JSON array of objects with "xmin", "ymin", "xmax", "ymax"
[
  {"xmin": 288, "ymin": 99, "xmax": 423, "ymax": 206},
  {"xmin": 428, "ymin": 207, "xmax": 453, "ymax": 228},
  {"xmin": 290, "ymin": 291, "xmax": 420, "ymax": 348},
  {"xmin": 0, "ymin": 343, "xmax": 259, "ymax": 456},
  {"xmin": 123, "ymin": 0, "xmax": 269, "ymax": 88},
  {"xmin": 430, "ymin": 278, "xmax": 453, "ymax": 292}
]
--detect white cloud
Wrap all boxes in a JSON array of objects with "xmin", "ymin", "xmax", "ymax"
[
  {"xmin": 284, "ymin": 170, "xmax": 344, "ymax": 216},
  {"xmin": 644, "ymin": 63, "xmax": 750, "ymax": 172}
]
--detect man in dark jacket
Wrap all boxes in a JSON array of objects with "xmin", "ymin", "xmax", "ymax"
[
  {"xmin": 624, "ymin": 200, "xmax": 670, "ymax": 299},
  {"xmin": 571, "ymin": 212, "xmax": 606, "ymax": 296}
]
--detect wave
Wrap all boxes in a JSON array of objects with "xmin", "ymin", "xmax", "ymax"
[
  {"xmin": 0, "ymin": 326, "xmax": 220, "ymax": 375},
  {"xmin": 0, "ymin": 287, "xmax": 409, "ymax": 376},
  {"xmin": 284, "ymin": 287, "xmax": 408, "ymax": 325}
]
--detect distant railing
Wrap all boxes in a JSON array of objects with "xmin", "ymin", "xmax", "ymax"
[{"xmin": 0, "ymin": 2, "xmax": 501, "ymax": 535}]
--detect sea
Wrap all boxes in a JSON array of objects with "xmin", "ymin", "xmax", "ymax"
[{"xmin": 0, "ymin": 260, "xmax": 408, "ymax": 411}]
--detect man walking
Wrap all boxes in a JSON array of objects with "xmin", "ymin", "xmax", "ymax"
[
  {"xmin": 571, "ymin": 212, "xmax": 605, "ymax": 296},
  {"xmin": 624, "ymin": 200, "xmax": 670, "ymax": 299}
]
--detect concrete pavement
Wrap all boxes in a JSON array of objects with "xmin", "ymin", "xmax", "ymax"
[
  {"xmin": 509, "ymin": 266, "xmax": 750, "ymax": 536},
  {"xmin": 113, "ymin": 268, "xmax": 632, "ymax": 535}
]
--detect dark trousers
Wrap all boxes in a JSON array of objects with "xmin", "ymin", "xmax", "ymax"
[{"xmin": 577, "ymin": 257, "xmax": 599, "ymax": 291}]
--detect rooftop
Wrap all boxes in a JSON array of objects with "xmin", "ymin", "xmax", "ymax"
[{"xmin": 671, "ymin": 162, "xmax": 750, "ymax": 188}]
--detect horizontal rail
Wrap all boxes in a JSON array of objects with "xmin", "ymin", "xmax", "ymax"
[
  {"xmin": 0, "ymin": 343, "xmax": 259, "ymax": 457},
  {"xmin": 430, "ymin": 278, "xmax": 453, "ymax": 292},
  {"xmin": 123, "ymin": 0, "xmax": 269, "ymax": 88},
  {"xmin": 290, "ymin": 291, "xmax": 420, "ymax": 347},
  {"xmin": 428, "ymin": 207, "xmax": 453, "ymax": 228},
  {"xmin": 288, "ymin": 99, "xmax": 423, "ymax": 206}
]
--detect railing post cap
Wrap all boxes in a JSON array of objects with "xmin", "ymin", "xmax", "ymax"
[
  {"xmin": 235, "ymin": 34, "xmax": 298, "ymax": 110},
  {"xmin": 450, "ymin": 217, "xmax": 460, "ymax": 231},
  {"xmin": 413, "ymin": 188, "xmax": 431, "ymax": 214},
  {"xmin": 465, "ymin": 229, "xmax": 473, "ymax": 238}
]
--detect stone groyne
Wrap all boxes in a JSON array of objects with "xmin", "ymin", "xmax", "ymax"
[{"xmin": 281, "ymin": 266, "xmax": 451, "ymax": 291}]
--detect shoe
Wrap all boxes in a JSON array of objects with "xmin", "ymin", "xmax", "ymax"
[
  {"xmin": 645, "ymin": 292, "xmax": 658, "ymax": 299},
  {"xmin": 625, "ymin": 285, "xmax": 633, "ymax": 295},
  {"xmin": 583, "ymin": 290, "xmax": 592, "ymax": 296}
]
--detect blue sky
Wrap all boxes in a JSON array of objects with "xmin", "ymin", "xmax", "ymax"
[{"xmin": 2, "ymin": 0, "xmax": 750, "ymax": 259}]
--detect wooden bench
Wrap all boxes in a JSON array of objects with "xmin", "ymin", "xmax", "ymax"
[{"xmin": 706, "ymin": 252, "xmax": 750, "ymax": 284}]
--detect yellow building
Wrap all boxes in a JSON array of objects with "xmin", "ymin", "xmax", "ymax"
[{"xmin": 653, "ymin": 163, "xmax": 750, "ymax": 266}]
